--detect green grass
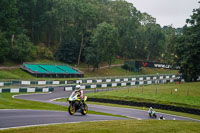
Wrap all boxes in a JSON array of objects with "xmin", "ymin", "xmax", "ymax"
[
  {"xmin": 83, "ymin": 66, "xmax": 178, "ymax": 77},
  {"xmin": 0, "ymin": 58, "xmax": 178, "ymax": 79},
  {"xmin": 0, "ymin": 66, "xmax": 177, "ymax": 80},
  {"xmin": 86, "ymin": 82, "xmax": 200, "ymax": 109},
  {"xmin": 1, "ymin": 120, "xmax": 200, "ymax": 133},
  {"xmin": 0, "ymin": 93, "xmax": 66, "ymax": 111}
]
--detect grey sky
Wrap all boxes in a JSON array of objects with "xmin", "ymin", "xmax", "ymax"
[{"xmin": 126, "ymin": 0, "xmax": 199, "ymax": 28}]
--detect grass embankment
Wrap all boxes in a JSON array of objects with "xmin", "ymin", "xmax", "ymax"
[
  {"xmin": 0, "ymin": 93, "xmax": 126, "ymax": 118},
  {"xmin": 82, "ymin": 67, "xmax": 178, "ymax": 77},
  {"xmin": 0, "ymin": 59, "xmax": 177, "ymax": 79},
  {"xmin": 86, "ymin": 82, "xmax": 200, "ymax": 109},
  {"xmin": 1, "ymin": 120, "xmax": 200, "ymax": 133},
  {"xmin": 0, "ymin": 67, "xmax": 178, "ymax": 80}
]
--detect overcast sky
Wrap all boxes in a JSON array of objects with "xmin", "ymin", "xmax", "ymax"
[{"xmin": 126, "ymin": 0, "xmax": 199, "ymax": 28}]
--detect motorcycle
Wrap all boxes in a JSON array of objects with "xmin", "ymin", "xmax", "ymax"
[
  {"xmin": 68, "ymin": 91, "xmax": 88, "ymax": 115},
  {"xmin": 148, "ymin": 110, "xmax": 157, "ymax": 118}
]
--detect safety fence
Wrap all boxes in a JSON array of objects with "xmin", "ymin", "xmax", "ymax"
[
  {"xmin": 0, "ymin": 74, "xmax": 181, "ymax": 93},
  {"xmin": 64, "ymin": 76, "xmax": 180, "ymax": 91},
  {"xmin": 0, "ymin": 87, "xmax": 54, "ymax": 93},
  {"xmin": 0, "ymin": 74, "xmax": 180, "ymax": 87}
]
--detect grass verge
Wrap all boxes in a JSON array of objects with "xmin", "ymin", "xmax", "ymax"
[
  {"xmin": 86, "ymin": 82, "xmax": 200, "ymax": 109},
  {"xmin": 0, "ymin": 120, "xmax": 200, "ymax": 133}
]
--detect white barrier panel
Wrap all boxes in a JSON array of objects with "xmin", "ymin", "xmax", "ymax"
[
  {"xmin": 0, "ymin": 82, "xmax": 4, "ymax": 86},
  {"xmin": 146, "ymin": 77, "xmax": 150, "ymax": 80},
  {"xmin": 121, "ymin": 83, "xmax": 126, "ymax": 86},
  {"xmin": 53, "ymin": 81, "xmax": 59, "ymax": 85},
  {"xmin": 0, "ymin": 88, "xmax": 2, "ymax": 93},
  {"xmin": 160, "ymin": 76, "xmax": 163, "ymax": 79},
  {"xmin": 106, "ymin": 79, "xmax": 111, "ymax": 82},
  {"xmin": 91, "ymin": 85, "xmax": 97, "ymax": 88},
  {"xmin": 139, "ymin": 81, "xmax": 144, "ymax": 85},
  {"xmin": 181, "ymin": 79, "xmax": 185, "ymax": 82},
  {"xmin": 170, "ymin": 79, "xmax": 174, "ymax": 82},
  {"xmin": 80, "ymin": 86, "xmax": 86, "ymax": 89},
  {"xmin": 147, "ymin": 81, "xmax": 152, "ymax": 84},
  {"xmin": 65, "ymin": 81, "xmax": 68, "ymax": 84},
  {"xmin": 102, "ymin": 84, "xmax": 107, "ymax": 88},
  {"xmin": 21, "ymin": 81, "xmax": 30, "ymax": 85},
  {"xmin": 139, "ymin": 77, "xmax": 143, "ymax": 80},
  {"xmin": 27, "ymin": 88, "xmax": 35, "ymax": 93},
  {"xmin": 43, "ymin": 88, "xmax": 49, "ymax": 92},
  {"xmin": 115, "ymin": 79, "xmax": 120, "ymax": 82},
  {"xmin": 131, "ymin": 82, "xmax": 135, "ymax": 85},
  {"xmin": 76, "ymin": 80, "xmax": 82, "ymax": 84},
  {"xmin": 112, "ymin": 83, "xmax": 117, "ymax": 87},
  {"xmin": 153, "ymin": 77, "xmax": 157, "ymax": 80},
  {"xmin": 132, "ymin": 78, "xmax": 136, "ymax": 81},
  {"xmin": 38, "ymin": 81, "xmax": 46, "ymax": 85},
  {"xmin": 97, "ymin": 80, "xmax": 102, "ymax": 83},
  {"xmin": 65, "ymin": 87, "xmax": 73, "ymax": 91},
  {"xmin": 166, "ymin": 76, "xmax": 170, "ymax": 79},
  {"xmin": 11, "ymin": 88, "xmax": 19, "ymax": 93},
  {"xmin": 172, "ymin": 75, "xmax": 175, "ymax": 78},
  {"xmin": 87, "ymin": 80, "xmax": 92, "ymax": 83},
  {"xmin": 124, "ymin": 78, "xmax": 128, "ymax": 82}
]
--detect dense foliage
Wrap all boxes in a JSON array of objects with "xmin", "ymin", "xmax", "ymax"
[
  {"xmin": 0, "ymin": 0, "xmax": 199, "ymax": 80},
  {"xmin": 174, "ymin": 2, "xmax": 200, "ymax": 81}
]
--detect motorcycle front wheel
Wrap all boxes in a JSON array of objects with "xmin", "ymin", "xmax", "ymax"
[
  {"xmin": 81, "ymin": 103, "xmax": 88, "ymax": 115},
  {"xmin": 68, "ymin": 104, "xmax": 75, "ymax": 115}
]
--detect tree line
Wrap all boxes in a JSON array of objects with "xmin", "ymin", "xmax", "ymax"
[{"xmin": 0, "ymin": 0, "xmax": 199, "ymax": 81}]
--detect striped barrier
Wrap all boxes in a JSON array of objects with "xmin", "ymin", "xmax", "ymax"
[
  {"xmin": 0, "ymin": 87, "xmax": 54, "ymax": 93},
  {"xmin": 0, "ymin": 74, "xmax": 180, "ymax": 87},
  {"xmin": 64, "ymin": 77, "xmax": 177, "ymax": 91}
]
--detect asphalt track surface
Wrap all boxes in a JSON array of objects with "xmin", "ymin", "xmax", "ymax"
[{"xmin": 1, "ymin": 87, "xmax": 199, "ymax": 129}]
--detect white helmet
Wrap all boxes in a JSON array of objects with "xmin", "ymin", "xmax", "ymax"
[{"xmin": 76, "ymin": 85, "xmax": 81, "ymax": 89}]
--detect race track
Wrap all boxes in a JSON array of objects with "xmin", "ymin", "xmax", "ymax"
[{"xmin": 0, "ymin": 87, "xmax": 199, "ymax": 129}]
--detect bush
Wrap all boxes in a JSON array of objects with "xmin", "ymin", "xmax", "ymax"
[{"xmin": 35, "ymin": 45, "xmax": 54, "ymax": 60}]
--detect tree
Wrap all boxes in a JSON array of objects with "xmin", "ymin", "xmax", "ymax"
[
  {"xmin": 86, "ymin": 22, "xmax": 119, "ymax": 70},
  {"xmin": 0, "ymin": 0, "xmax": 19, "ymax": 37},
  {"xmin": 144, "ymin": 23, "xmax": 165, "ymax": 61},
  {"xmin": 10, "ymin": 34, "xmax": 34, "ymax": 62},
  {"xmin": 0, "ymin": 32, "xmax": 9, "ymax": 63},
  {"xmin": 175, "ymin": 2, "xmax": 200, "ymax": 81}
]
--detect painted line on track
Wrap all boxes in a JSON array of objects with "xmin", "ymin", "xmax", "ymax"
[{"xmin": 12, "ymin": 92, "xmax": 52, "ymax": 99}]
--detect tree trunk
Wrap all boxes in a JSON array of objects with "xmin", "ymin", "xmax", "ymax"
[
  {"xmin": 147, "ymin": 52, "xmax": 151, "ymax": 61},
  {"xmin": 77, "ymin": 33, "xmax": 84, "ymax": 66}
]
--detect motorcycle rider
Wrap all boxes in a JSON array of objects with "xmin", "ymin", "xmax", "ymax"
[
  {"xmin": 75, "ymin": 85, "xmax": 84, "ymax": 100},
  {"xmin": 148, "ymin": 107, "xmax": 154, "ymax": 114}
]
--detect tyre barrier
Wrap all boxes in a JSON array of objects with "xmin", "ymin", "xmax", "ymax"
[{"xmin": 87, "ymin": 98, "xmax": 200, "ymax": 115}]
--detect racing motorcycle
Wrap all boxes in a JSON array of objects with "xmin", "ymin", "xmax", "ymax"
[
  {"xmin": 148, "ymin": 110, "xmax": 157, "ymax": 118},
  {"xmin": 68, "ymin": 91, "xmax": 88, "ymax": 115}
]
